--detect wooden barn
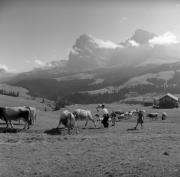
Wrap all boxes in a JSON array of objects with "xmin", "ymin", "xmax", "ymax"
[
  {"xmin": 143, "ymin": 98, "xmax": 154, "ymax": 106},
  {"xmin": 158, "ymin": 93, "xmax": 179, "ymax": 108}
]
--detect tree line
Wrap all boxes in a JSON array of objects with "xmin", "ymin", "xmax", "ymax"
[
  {"xmin": 0, "ymin": 89, "xmax": 19, "ymax": 97},
  {"xmin": 53, "ymin": 90, "xmax": 127, "ymax": 110}
]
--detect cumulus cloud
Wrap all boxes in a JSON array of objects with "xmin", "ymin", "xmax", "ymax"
[
  {"xmin": 25, "ymin": 60, "xmax": 31, "ymax": 64},
  {"xmin": 121, "ymin": 16, "xmax": 128, "ymax": 21},
  {"xmin": 0, "ymin": 64, "xmax": 9, "ymax": 72},
  {"xmin": 149, "ymin": 32, "xmax": 179, "ymax": 47},
  {"xmin": 34, "ymin": 60, "xmax": 52, "ymax": 68},
  {"xmin": 70, "ymin": 47, "xmax": 79, "ymax": 55},
  {"xmin": 92, "ymin": 37, "xmax": 123, "ymax": 49},
  {"xmin": 128, "ymin": 40, "xmax": 140, "ymax": 47}
]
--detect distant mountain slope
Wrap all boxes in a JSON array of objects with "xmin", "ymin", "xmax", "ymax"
[
  {"xmin": 2, "ymin": 29, "xmax": 180, "ymax": 103},
  {"xmin": 0, "ymin": 69, "xmax": 16, "ymax": 83},
  {"xmin": 6, "ymin": 61, "xmax": 180, "ymax": 103}
]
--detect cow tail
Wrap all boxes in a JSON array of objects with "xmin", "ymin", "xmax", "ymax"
[
  {"xmin": 70, "ymin": 113, "xmax": 72, "ymax": 128},
  {"xmin": 26, "ymin": 106, "xmax": 32, "ymax": 125}
]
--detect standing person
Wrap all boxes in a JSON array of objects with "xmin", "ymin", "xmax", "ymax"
[
  {"xmin": 134, "ymin": 110, "xmax": 144, "ymax": 129},
  {"xmin": 110, "ymin": 111, "xmax": 116, "ymax": 126},
  {"xmin": 99, "ymin": 104, "xmax": 109, "ymax": 128}
]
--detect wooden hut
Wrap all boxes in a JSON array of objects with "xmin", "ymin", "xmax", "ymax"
[
  {"xmin": 143, "ymin": 97, "xmax": 154, "ymax": 106},
  {"xmin": 158, "ymin": 93, "xmax": 179, "ymax": 108}
]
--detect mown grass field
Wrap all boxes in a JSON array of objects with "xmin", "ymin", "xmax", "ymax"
[{"xmin": 0, "ymin": 98, "xmax": 180, "ymax": 177}]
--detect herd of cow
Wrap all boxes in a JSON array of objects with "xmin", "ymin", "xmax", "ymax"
[{"xmin": 0, "ymin": 106, "xmax": 167, "ymax": 134}]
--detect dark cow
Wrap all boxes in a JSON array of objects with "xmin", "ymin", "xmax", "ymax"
[
  {"xmin": 146, "ymin": 113, "xmax": 158, "ymax": 120},
  {"xmin": 57, "ymin": 110, "xmax": 78, "ymax": 134},
  {"xmin": 0, "ymin": 106, "xmax": 32, "ymax": 129}
]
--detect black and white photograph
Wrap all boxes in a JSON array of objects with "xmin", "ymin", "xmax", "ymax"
[{"xmin": 0, "ymin": 0, "xmax": 180, "ymax": 176}]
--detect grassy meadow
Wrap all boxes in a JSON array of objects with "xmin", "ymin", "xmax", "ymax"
[{"xmin": 0, "ymin": 95, "xmax": 180, "ymax": 177}]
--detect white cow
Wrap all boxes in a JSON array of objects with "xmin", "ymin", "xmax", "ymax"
[
  {"xmin": 162, "ymin": 112, "xmax": 167, "ymax": 120},
  {"xmin": 73, "ymin": 109, "xmax": 96, "ymax": 128},
  {"xmin": 57, "ymin": 110, "xmax": 78, "ymax": 134}
]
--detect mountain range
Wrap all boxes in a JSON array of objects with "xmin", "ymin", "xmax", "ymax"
[{"xmin": 1, "ymin": 29, "xmax": 180, "ymax": 103}]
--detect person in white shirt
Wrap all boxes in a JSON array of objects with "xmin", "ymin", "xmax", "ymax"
[{"xmin": 97, "ymin": 104, "xmax": 109, "ymax": 128}]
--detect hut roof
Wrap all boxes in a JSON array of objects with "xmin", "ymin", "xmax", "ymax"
[{"xmin": 159, "ymin": 93, "xmax": 179, "ymax": 102}]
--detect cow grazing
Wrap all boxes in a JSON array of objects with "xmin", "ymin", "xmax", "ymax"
[
  {"xmin": 0, "ymin": 106, "xmax": 32, "ymax": 129},
  {"xmin": 73, "ymin": 109, "xmax": 96, "ymax": 128},
  {"xmin": 146, "ymin": 113, "xmax": 158, "ymax": 120},
  {"xmin": 57, "ymin": 110, "xmax": 78, "ymax": 134}
]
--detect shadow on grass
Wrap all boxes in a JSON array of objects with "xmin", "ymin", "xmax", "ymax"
[
  {"xmin": 127, "ymin": 127, "xmax": 138, "ymax": 131},
  {"xmin": 82, "ymin": 127, "xmax": 101, "ymax": 130},
  {"xmin": 44, "ymin": 128, "xmax": 67, "ymax": 135},
  {"xmin": 0, "ymin": 127, "xmax": 23, "ymax": 133},
  {"xmin": 126, "ymin": 127, "xmax": 144, "ymax": 133}
]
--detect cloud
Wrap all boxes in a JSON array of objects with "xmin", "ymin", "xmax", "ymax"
[
  {"xmin": 92, "ymin": 37, "xmax": 123, "ymax": 49},
  {"xmin": 70, "ymin": 47, "xmax": 79, "ymax": 55},
  {"xmin": 35, "ymin": 59, "xmax": 46, "ymax": 67},
  {"xmin": 34, "ymin": 59, "xmax": 52, "ymax": 68},
  {"xmin": 121, "ymin": 16, "xmax": 128, "ymax": 21},
  {"xmin": 176, "ymin": 4, "xmax": 180, "ymax": 8},
  {"xmin": 0, "ymin": 64, "xmax": 9, "ymax": 72},
  {"xmin": 25, "ymin": 60, "xmax": 32, "ymax": 64},
  {"xmin": 149, "ymin": 32, "xmax": 179, "ymax": 47},
  {"xmin": 128, "ymin": 40, "xmax": 140, "ymax": 47}
]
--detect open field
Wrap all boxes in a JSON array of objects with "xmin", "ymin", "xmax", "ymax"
[{"xmin": 0, "ymin": 101, "xmax": 180, "ymax": 177}]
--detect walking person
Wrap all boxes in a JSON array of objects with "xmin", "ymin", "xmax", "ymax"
[
  {"xmin": 110, "ymin": 111, "xmax": 116, "ymax": 126},
  {"xmin": 97, "ymin": 104, "xmax": 109, "ymax": 128},
  {"xmin": 134, "ymin": 110, "xmax": 144, "ymax": 129}
]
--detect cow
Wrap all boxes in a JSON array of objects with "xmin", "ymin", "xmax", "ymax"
[
  {"xmin": 0, "ymin": 106, "xmax": 32, "ymax": 129},
  {"xmin": 73, "ymin": 109, "xmax": 96, "ymax": 128},
  {"xmin": 57, "ymin": 110, "xmax": 78, "ymax": 134},
  {"xmin": 162, "ymin": 112, "xmax": 167, "ymax": 120},
  {"xmin": 146, "ymin": 113, "xmax": 158, "ymax": 120},
  {"xmin": 18, "ymin": 106, "xmax": 37, "ymax": 125}
]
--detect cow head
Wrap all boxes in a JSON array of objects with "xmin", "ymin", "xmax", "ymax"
[{"xmin": 72, "ymin": 111, "xmax": 78, "ymax": 119}]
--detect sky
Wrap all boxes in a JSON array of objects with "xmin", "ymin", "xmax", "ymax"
[{"xmin": 0, "ymin": 0, "xmax": 180, "ymax": 73}]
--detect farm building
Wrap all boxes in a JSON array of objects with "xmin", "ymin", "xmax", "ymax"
[
  {"xmin": 158, "ymin": 93, "xmax": 179, "ymax": 108},
  {"xmin": 143, "ymin": 97, "xmax": 154, "ymax": 106}
]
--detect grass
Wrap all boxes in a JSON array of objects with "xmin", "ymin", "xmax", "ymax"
[{"xmin": 0, "ymin": 99, "xmax": 180, "ymax": 177}]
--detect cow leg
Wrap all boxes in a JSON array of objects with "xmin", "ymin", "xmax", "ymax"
[
  {"xmin": 23, "ymin": 121, "xmax": 27, "ymax": 129},
  {"xmin": 9, "ymin": 120, "xmax": 14, "ymax": 128},
  {"xmin": 92, "ymin": 119, "xmax": 96, "ymax": 128},
  {"xmin": 75, "ymin": 126, "xmax": 79, "ymax": 134},
  {"xmin": 57, "ymin": 120, "xmax": 61, "ymax": 128},
  {"xmin": 84, "ymin": 119, "xmax": 88, "ymax": 128},
  {"xmin": 67, "ymin": 127, "xmax": 71, "ymax": 135},
  {"xmin": 27, "ymin": 122, "xmax": 30, "ymax": 129},
  {"xmin": 3, "ymin": 117, "xmax": 9, "ymax": 128}
]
